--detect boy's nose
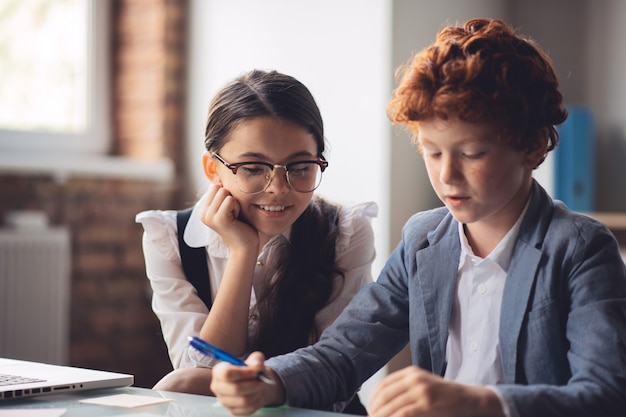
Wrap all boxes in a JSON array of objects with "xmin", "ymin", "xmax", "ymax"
[{"xmin": 439, "ymin": 156, "xmax": 460, "ymax": 184}]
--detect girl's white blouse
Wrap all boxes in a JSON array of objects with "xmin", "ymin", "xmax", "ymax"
[{"xmin": 136, "ymin": 196, "xmax": 378, "ymax": 369}]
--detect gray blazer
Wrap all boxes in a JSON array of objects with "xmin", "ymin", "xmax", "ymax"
[{"xmin": 267, "ymin": 181, "xmax": 626, "ymax": 416}]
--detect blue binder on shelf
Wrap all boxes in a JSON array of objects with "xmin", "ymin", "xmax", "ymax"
[{"xmin": 554, "ymin": 105, "xmax": 594, "ymax": 212}]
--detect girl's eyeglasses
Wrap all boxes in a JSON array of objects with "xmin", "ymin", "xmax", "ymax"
[{"xmin": 212, "ymin": 152, "xmax": 328, "ymax": 194}]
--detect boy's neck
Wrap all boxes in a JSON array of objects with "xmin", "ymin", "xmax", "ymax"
[{"xmin": 464, "ymin": 182, "xmax": 532, "ymax": 258}]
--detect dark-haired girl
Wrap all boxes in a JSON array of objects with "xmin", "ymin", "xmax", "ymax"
[{"xmin": 136, "ymin": 70, "xmax": 376, "ymax": 413}]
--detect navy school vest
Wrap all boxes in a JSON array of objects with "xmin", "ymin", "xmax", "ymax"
[
  {"xmin": 176, "ymin": 208, "xmax": 212, "ymax": 310},
  {"xmin": 175, "ymin": 207, "xmax": 365, "ymax": 415}
]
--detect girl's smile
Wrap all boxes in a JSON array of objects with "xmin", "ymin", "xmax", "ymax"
[
  {"xmin": 209, "ymin": 117, "xmax": 319, "ymax": 246},
  {"xmin": 257, "ymin": 204, "xmax": 289, "ymax": 213}
]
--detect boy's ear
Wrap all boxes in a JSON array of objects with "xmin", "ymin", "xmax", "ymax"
[
  {"xmin": 202, "ymin": 152, "xmax": 222, "ymax": 185},
  {"xmin": 525, "ymin": 128, "xmax": 550, "ymax": 169}
]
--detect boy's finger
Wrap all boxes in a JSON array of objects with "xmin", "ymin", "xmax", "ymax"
[{"xmin": 245, "ymin": 351, "xmax": 266, "ymax": 368}]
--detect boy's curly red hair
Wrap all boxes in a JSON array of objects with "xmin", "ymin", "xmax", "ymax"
[{"xmin": 387, "ymin": 18, "xmax": 568, "ymax": 157}]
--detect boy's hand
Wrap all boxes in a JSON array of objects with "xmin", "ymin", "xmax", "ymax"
[
  {"xmin": 369, "ymin": 366, "xmax": 505, "ymax": 417},
  {"xmin": 211, "ymin": 352, "xmax": 286, "ymax": 416}
]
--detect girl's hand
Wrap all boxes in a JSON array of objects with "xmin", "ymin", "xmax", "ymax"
[
  {"xmin": 200, "ymin": 184, "xmax": 259, "ymax": 252},
  {"xmin": 196, "ymin": 185, "xmax": 259, "ymax": 355},
  {"xmin": 211, "ymin": 352, "xmax": 286, "ymax": 416},
  {"xmin": 368, "ymin": 366, "xmax": 505, "ymax": 417}
]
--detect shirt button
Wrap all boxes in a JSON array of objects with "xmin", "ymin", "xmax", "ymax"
[
  {"xmin": 249, "ymin": 313, "xmax": 258, "ymax": 320},
  {"xmin": 477, "ymin": 284, "xmax": 487, "ymax": 294},
  {"xmin": 256, "ymin": 260, "xmax": 263, "ymax": 266},
  {"xmin": 469, "ymin": 341, "xmax": 478, "ymax": 351}
]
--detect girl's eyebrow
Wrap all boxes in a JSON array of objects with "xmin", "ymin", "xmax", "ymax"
[{"xmin": 237, "ymin": 151, "xmax": 317, "ymax": 161}]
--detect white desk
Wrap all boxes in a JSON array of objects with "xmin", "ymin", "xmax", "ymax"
[{"xmin": 0, "ymin": 386, "xmax": 345, "ymax": 417}]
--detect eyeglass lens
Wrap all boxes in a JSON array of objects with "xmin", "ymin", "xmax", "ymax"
[{"xmin": 235, "ymin": 162, "xmax": 323, "ymax": 193}]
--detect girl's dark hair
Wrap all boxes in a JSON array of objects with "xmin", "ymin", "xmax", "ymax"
[
  {"xmin": 387, "ymin": 18, "xmax": 568, "ymax": 165},
  {"xmin": 204, "ymin": 69, "xmax": 343, "ymax": 357},
  {"xmin": 205, "ymin": 69, "xmax": 325, "ymax": 156},
  {"xmin": 253, "ymin": 197, "xmax": 343, "ymax": 357}
]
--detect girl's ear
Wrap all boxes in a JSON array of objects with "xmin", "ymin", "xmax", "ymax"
[
  {"xmin": 525, "ymin": 128, "xmax": 550, "ymax": 169},
  {"xmin": 202, "ymin": 152, "xmax": 222, "ymax": 185}
]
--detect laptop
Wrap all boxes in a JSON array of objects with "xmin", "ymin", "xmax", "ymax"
[{"xmin": 0, "ymin": 357, "xmax": 134, "ymax": 400}]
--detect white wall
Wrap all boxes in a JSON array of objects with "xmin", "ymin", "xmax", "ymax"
[{"xmin": 187, "ymin": 0, "xmax": 392, "ymax": 277}]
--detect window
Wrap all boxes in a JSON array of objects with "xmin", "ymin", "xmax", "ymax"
[{"xmin": 0, "ymin": 0, "xmax": 109, "ymax": 154}]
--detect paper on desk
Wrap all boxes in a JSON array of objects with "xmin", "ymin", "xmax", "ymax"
[
  {"xmin": 79, "ymin": 393, "xmax": 172, "ymax": 408},
  {"xmin": 0, "ymin": 410, "xmax": 66, "ymax": 417}
]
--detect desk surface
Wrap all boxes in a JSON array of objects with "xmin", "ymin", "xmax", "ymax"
[{"xmin": 0, "ymin": 386, "xmax": 344, "ymax": 417}]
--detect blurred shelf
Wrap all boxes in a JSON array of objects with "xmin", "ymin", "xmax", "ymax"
[{"xmin": 586, "ymin": 212, "xmax": 626, "ymax": 231}]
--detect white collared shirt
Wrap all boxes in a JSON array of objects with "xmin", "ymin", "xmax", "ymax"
[
  {"xmin": 136, "ymin": 194, "xmax": 377, "ymax": 369},
  {"xmin": 444, "ymin": 202, "xmax": 529, "ymax": 385}
]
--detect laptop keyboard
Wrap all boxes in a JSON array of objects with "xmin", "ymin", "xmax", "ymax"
[{"xmin": 0, "ymin": 373, "xmax": 45, "ymax": 386}]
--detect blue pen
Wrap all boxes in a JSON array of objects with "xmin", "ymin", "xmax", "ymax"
[{"xmin": 188, "ymin": 336, "xmax": 275, "ymax": 384}]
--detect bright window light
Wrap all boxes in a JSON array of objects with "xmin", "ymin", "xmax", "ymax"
[
  {"xmin": 0, "ymin": 0, "xmax": 87, "ymax": 133},
  {"xmin": 0, "ymin": 0, "xmax": 109, "ymax": 154}
]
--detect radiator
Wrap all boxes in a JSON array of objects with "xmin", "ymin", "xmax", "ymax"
[{"xmin": 0, "ymin": 225, "xmax": 71, "ymax": 365}]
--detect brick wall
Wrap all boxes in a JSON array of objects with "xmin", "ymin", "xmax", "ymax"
[
  {"xmin": 0, "ymin": 0, "xmax": 189, "ymax": 388},
  {"xmin": 0, "ymin": 176, "xmax": 176, "ymax": 387},
  {"xmin": 114, "ymin": 0, "xmax": 188, "ymax": 170}
]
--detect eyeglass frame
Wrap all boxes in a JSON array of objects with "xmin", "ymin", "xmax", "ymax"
[{"xmin": 211, "ymin": 152, "xmax": 329, "ymax": 194}]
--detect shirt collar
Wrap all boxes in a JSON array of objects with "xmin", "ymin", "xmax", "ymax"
[{"xmin": 457, "ymin": 198, "xmax": 530, "ymax": 271}]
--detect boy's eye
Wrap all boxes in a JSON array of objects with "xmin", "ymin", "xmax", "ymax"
[
  {"xmin": 419, "ymin": 145, "xmax": 439, "ymax": 157},
  {"xmin": 462, "ymin": 152, "xmax": 485, "ymax": 159}
]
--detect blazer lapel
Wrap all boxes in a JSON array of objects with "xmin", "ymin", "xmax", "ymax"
[
  {"xmin": 499, "ymin": 241, "xmax": 541, "ymax": 382},
  {"xmin": 415, "ymin": 227, "xmax": 460, "ymax": 376},
  {"xmin": 499, "ymin": 181, "xmax": 551, "ymax": 383}
]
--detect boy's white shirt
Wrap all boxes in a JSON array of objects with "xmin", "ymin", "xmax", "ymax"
[{"xmin": 445, "ymin": 201, "xmax": 529, "ymax": 417}]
